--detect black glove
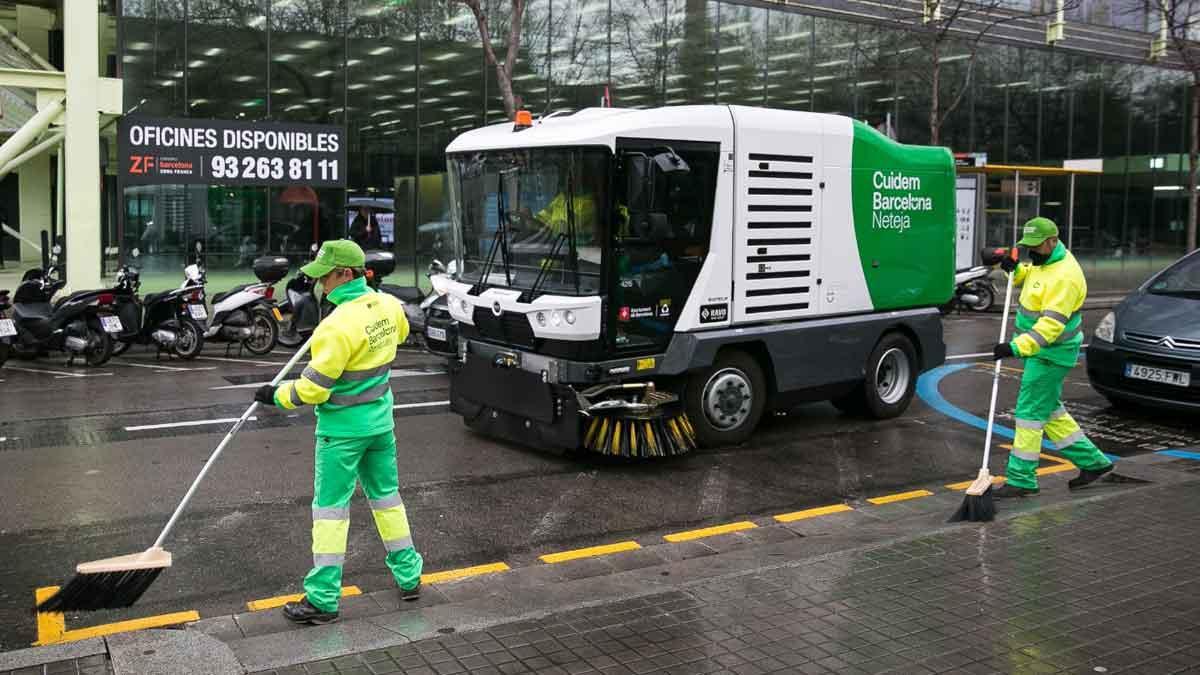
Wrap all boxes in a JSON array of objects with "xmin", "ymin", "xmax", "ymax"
[
  {"xmin": 993, "ymin": 343, "xmax": 1015, "ymax": 360},
  {"xmin": 999, "ymin": 255, "xmax": 1018, "ymax": 273},
  {"xmin": 254, "ymin": 384, "xmax": 278, "ymax": 405}
]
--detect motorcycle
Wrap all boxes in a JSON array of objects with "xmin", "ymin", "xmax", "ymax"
[
  {"xmin": 0, "ymin": 247, "xmax": 121, "ymax": 366},
  {"xmin": 181, "ymin": 243, "xmax": 285, "ymax": 355},
  {"xmin": 0, "ymin": 288, "xmax": 12, "ymax": 366},
  {"xmin": 422, "ymin": 259, "xmax": 458, "ymax": 357},
  {"xmin": 363, "ymin": 250, "xmax": 426, "ymax": 339},
  {"xmin": 940, "ymin": 249, "xmax": 1005, "ymax": 314},
  {"xmin": 109, "ymin": 249, "xmax": 206, "ymax": 359},
  {"xmin": 275, "ymin": 243, "xmax": 330, "ymax": 349}
]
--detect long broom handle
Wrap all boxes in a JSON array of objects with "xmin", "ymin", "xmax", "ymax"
[
  {"xmin": 981, "ymin": 256, "xmax": 1017, "ymax": 470},
  {"xmin": 152, "ymin": 336, "xmax": 315, "ymax": 549}
]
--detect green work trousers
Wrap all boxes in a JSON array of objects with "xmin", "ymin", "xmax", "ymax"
[
  {"xmin": 1008, "ymin": 358, "xmax": 1112, "ymax": 490},
  {"xmin": 305, "ymin": 431, "xmax": 422, "ymax": 612}
]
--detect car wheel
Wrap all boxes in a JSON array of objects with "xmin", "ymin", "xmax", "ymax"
[{"xmin": 684, "ymin": 349, "xmax": 767, "ymax": 447}]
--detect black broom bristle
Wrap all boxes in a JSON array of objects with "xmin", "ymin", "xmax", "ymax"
[
  {"xmin": 37, "ymin": 567, "xmax": 165, "ymax": 612},
  {"xmin": 947, "ymin": 486, "xmax": 996, "ymax": 523}
]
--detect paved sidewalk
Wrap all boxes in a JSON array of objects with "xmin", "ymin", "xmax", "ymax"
[{"xmin": 261, "ymin": 479, "xmax": 1200, "ymax": 675}]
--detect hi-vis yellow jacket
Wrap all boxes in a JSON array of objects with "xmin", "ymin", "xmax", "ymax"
[
  {"xmin": 1010, "ymin": 242, "xmax": 1087, "ymax": 367},
  {"xmin": 273, "ymin": 276, "xmax": 408, "ymax": 437}
]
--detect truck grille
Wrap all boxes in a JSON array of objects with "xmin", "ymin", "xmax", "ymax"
[
  {"xmin": 1124, "ymin": 331, "xmax": 1200, "ymax": 352},
  {"xmin": 472, "ymin": 307, "xmax": 536, "ymax": 349}
]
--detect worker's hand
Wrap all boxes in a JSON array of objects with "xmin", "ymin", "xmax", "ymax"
[
  {"xmin": 254, "ymin": 384, "xmax": 278, "ymax": 406},
  {"xmin": 992, "ymin": 343, "xmax": 1015, "ymax": 360},
  {"xmin": 999, "ymin": 255, "xmax": 1018, "ymax": 273}
]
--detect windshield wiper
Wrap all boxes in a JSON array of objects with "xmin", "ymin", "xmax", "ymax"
[
  {"xmin": 522, "ymin": 155, "xmax": 580, "ymax": 302},
  {"xmin": 470, "ymin": 174, "xmax": 514, "ymax": 294}
]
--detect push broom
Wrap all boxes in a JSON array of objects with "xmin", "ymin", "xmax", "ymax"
[
  {"xmin": 949, "ymin": 247, "xmax": 1019, "ymax": 524},
  {"xmin": 37, "ymin": 337, "xmax": 315, "ymax": 612}
]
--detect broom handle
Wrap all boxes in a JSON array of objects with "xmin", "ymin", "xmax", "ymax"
[
  {"xmin": 152, "ymin": 336, "xmax": 315, "ymax": 549},
  {"xmin": 981, "ymin": 255, "xmax": 1017, "ymax": 470}
]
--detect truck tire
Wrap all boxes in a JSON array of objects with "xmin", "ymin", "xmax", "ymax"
[
  {"xmin": 684, "ymin": 349, "xmax": 767, "ymax": 447},
  {"xmin": 861, "ymin": 333, "xmax": 918, "ymax": 419}
]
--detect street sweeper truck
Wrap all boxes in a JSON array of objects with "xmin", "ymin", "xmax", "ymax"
[{"xmin": 440, "ymin": 105, "xmax": 954, "ymax": 457}]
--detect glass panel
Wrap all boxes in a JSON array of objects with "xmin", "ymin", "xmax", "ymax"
[
  {"xmin": 548, "ymin": 0, "xmax": 608, "ymax": 111},
  {"xmin": 121, "ymin": 0, "xmax": 187, "ymax": 117},
  {"xmin": 764, "ymin": 12, "xmax": 811, "ymax": 112},
  {"xmin": 811, "ymin": 17, "xmax": 855, "ymax": 116},
  {"xmin": 611, "ymin": 0, "xmax": 666, "ymax": 108},
  {"xmin": 663, "ymin": 0, "xmax": 717, "ymax": 105},
  {"xmin": 712, "ymin": 3, "xmax": 763, "ymax": 107}
]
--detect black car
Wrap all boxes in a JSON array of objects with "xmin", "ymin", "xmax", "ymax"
[{"xmin": 1087, "ymin": 249, "xmax": 1200, "ymax": 412}]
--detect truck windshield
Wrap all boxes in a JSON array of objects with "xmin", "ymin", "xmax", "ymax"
[{"xmin": 448, "ymin": 147, "xmax": 610, "ymax": 297}]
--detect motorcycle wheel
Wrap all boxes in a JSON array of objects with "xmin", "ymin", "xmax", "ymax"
[
  {"xmin": 965, "ymin": 281, "xmax": 995, "ymax": 312},
  {"xmin": 243, "ymin": 307, "xmax": 279, "ymax": 355},
  {"xmin": 276, "ymin": 309, "xmax": 306, "ymax": 348},
  {"xmin": 172, "ymin": 318, "xmax": 205, "ymax": 359},
  {"xmin": 0, "ymin": 340, "xmax": 8, "ymax": 367},
  {"xmin": 84, "ymin": 318, "xmax": 114, "ymax": 367},
  {"xmin": 112, "ymin": 340, "xmax": 132, "ymax": 357}
]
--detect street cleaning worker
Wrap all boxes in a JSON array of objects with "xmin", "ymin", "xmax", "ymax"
[
  {"xmin": 254, "ymin": 239, "xmax": 422, "ymax": 624},
  {"xmin": 992, "ymin": 217, "xmax": 1114, "ymax": 498}
]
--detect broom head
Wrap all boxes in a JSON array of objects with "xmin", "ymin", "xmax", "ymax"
[
  {"xmin": 580, "ymin": 383, "xmax": 696, "ymax": 458},
  {"xmin": 37, "ymin": 547, "xmax": 172, "ymax": 612},
  {"xmin": 948, "ymin": 468, "xmax": 996, "ymax": 523}
]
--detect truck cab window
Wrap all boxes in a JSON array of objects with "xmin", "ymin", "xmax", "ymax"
[{"xmin": 612, "ymin": 141, "xmax": 719, "ymax": 353}]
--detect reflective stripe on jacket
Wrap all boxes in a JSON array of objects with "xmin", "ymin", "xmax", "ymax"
[
  {"xmin": 274, "ymin": 276, "xmax": 409, "ymax": 437},
  {"xmin": 1010, "ymin": 242, "xmax": 1086, "ymax": 366}
]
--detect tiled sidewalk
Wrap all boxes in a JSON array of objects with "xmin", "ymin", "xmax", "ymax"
[{"xmin": 263, "ymin": 481, "xmax": 1200, "ymax": 675}]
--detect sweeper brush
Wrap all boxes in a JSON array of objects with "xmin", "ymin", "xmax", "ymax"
[{"xmin": 579, "ymin": 383, "xmax": 696, "ymax": 458}]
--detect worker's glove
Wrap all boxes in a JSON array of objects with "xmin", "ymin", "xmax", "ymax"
[
  {"xmin": 992, "ymin": 343, "xmax": 1015, "ymax": 360},
  {"xmin": 999, "ymin": 255, "xmax": 1018, "ymax": 274},
  {"xmin": 254, "ymin": 384, "xmax": 278, "ymax": 406}
]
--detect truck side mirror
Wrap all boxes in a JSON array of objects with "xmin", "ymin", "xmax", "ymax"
[{"xmin": 652, "ymin": 148, "xmax": 690, "ymax": 175}]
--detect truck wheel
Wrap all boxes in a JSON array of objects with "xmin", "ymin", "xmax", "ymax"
[
  {"xmin": 862, "ymin": 333, "xmax": 918, "ymax": 419},
  {"xmin": 685, "ymin": 350, "xmax": 766, "ymax": 447}
]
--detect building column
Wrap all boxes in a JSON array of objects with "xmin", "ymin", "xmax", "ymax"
[
  {"xmin": 64, "ymin": 0, "xmax": 102, "ymax": 289},
  {"xmin": 17, "ymin": 4, "xmax": 55, "ymax": 264}
]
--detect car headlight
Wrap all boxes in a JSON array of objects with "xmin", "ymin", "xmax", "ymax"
[{"xmin": 1094, "ymin": 311, "xmax": 1116, "ymax": 343}]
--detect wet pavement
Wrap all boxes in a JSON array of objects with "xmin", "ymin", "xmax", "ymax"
[{"xmin": 1, "ymin": 307, "xmax": 1195, "ymax": 657}]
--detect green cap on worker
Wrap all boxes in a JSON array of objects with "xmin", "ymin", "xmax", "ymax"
[
  {"xmin": 1017, "ymin": 217, "xmax": 1059, "ymax": 247},
  {"xmin": 301, "ymin": 239, "xmax": 366, "ymax": 278}
]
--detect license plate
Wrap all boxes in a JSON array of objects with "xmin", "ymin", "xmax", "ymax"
[
  {"xmin": 1124, "ymin": 363, "xmax": 1191, "ymax": 387},
  {"xmin": 188, "ymin": 304, "xmax": 208, "ymax": 320},
  {"xmin": 100, "ymin": 315, "xmax": 123, "ymax": 333},
  {"xmin": 426, "ymin": 326, "xmax": 447, "ymax": 342},
  {"xmin": 0, "ymin": 318, "xmax": 15, "ymax": 337},
  {"xmin": 272, "ymin": 307, "xmax": 283, "ymax": 321}
]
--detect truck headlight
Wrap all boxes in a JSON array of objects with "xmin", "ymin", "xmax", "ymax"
[
  {"xmin": 551, "ymin": 310, "xmax": 562, "ymax": 327},
  {"xmin": 564, "ymin": 310, "xmax": 576, "ymax": 325},
  {"xmin": 1094, "ymin": 311, "xmax": 1116, "ymax": 343},
  {"xmin": 459, "ymin": 298, "xmax": 470, "ymax": 315},
  {"xmin": 536, "ymin": 311, "xmax": 547, "ymax": 326}
]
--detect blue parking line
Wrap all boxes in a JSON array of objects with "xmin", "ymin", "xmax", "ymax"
[
  {"xmin": 917, "ymin": 364, "xmax": 1119, "ymax": 462},
  {"xmin": 1156, "ymin": 449, "xmax": 1200, "ymax": 460}
]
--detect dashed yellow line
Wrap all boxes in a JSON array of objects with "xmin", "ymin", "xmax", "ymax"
[
  {"xmin": 1037, "ymin": 463, "xmax": 1076, "ymax": 476},
  {"xmin": 246, "ymin": 586, "xmax": 361, "ymax": 612},
  {"xmin": 946, "ymin": 475, "xmax": 1007, "ymax": 491},
  {"xmin": 540, "ymin": 541, "xmax": 641, "ymax": 564},
  {"xmin": 774, "ymin": 504, "xmax": 853, "ymax": 523},
  {"xmin": 1040, "ymin": 453, "xmax": 1072, "ymax": 465},
  {"xmin": 664, "ymin": 521, "xmax": 757, "ymax": 542},
  {"xmin": 867, "ymin": 489, "xmax": 935, "ymax": 505},
  {"xmin": 33, "ymin": 586, "xmax": 198, "ymax": 646},
  {"xmin": 422, "ymin": 562, "xmax": 510, "ymax": 585}
]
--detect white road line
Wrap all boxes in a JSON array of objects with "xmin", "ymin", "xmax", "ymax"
[
  {"xmin": 210, "ymin": 368, "xmax": 445, "ymax": 390},
  {"xmin": 2, "ymin": 364, "xmax": 113, "ymax": 378},
  {"xmin": 112, "ymin": 360, "xmax": 212, "ymax": 372},
  {"xmin": 946, "ymin": 343, "xmax": 1090, "ymax": 362},
  {"xmin": 125, "ymin": 416, "xmax": 258, "ymax": 431},
  {"xmin": 194, "ymin": 355, "xmax": 291, "ymax": 367},
  {"xmin": 393, "ymin": 400, "xmax": 449, "ymax": 410}
]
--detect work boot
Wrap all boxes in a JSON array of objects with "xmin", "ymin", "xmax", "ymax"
[
  {"xmin": 993, "ymin": 484, "xmax": 1039, "ymax": 499},
  {"xmin": 400, "ymin": 583, "xmax": 421, "ymax": 602},
  {"xmin": 282, "ymin": 597, "xmax": 339, "ymax": 625},
  {"xmin": 1069, "ymin": 464, "xmax": 1114, "ymax": 490}
]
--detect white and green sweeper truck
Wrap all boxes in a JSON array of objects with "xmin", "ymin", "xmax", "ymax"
[{"xmin": 437, "ymin": 104, "xmax": 955, "ymax": 457}]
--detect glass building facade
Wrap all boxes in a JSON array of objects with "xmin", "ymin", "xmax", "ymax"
[{"xmin": 110, "ymin": 0, "xmax": 1195, "ymax": 291}]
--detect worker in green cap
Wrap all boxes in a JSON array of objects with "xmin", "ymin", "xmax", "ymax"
[
  {"xmin": 253, "ymin": 239, "xmax": 423, "ymax": 624},
  {"xmin": 991, "ymin": 217, "xmax": 1114, "ymax": 498}
]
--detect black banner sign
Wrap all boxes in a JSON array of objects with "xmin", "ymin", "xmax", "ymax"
[{"xmin": 118, "ymin": 116, "xmax": 346, "ymax": 188}]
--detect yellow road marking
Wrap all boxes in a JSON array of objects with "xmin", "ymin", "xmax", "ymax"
[
  {"xmin": 773, "ymin": 504, "xmax": 853, "ymax": 523},
  {"xmin": 56, "ymin": 612, "xmax": 200, "ymax": 643},
  {"xmin": 33, "ymin": 587, "xmax": 64, "ymax": 646},
  {"xmin": 540, "ymin": 541, "xmax": 641, "ymax": 564},
  {"xmin": 945, "ymin": 475, "xmax": 1007, "ymax": 491},
  {"xmin": 1037, "ymin": 463, "xmax": 1076, "ymax": 476},
  {"xmin": 1000, "ymin": 444, "xmax": 1013, "ymax": 449},
  {"xmin": 422, "ymin": 562, "xmax": 510, "ymax": 585},
  {"xmin": 1040, "ymin": 453, "xmax": 1073, "ymax": 465},
  {"xmin": 867, "ymin": 489, "xmax": 935, "ymax": 505},
  {"xmin": 664, "ymin": 521, "xmax": 757, "ymax": 542},
  {"xmin": 246, "ymin": 586, "xmax": 361, "ymax": 611}
]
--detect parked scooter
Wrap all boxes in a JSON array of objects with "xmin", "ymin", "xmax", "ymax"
[
  {"xmin": 0, "ymin": 246, "xmax": 121, "ymax": 366},
  {"xmin": 109, "ymin": 249, "xmax": 206, "ymax": 359},
  {"xmin": 0, "ymin": 288, "xmax": 12, "ymax": 367},
  {"xmin": 363, "ymin": 250, "xmax": 426, "ymax": 338},
  {"xmin": 422, "ymin": 259, "xmax": 458, "ymax": 357},
  {"xmin": 181, "ymin": 243, "xmax": 284, "ymax": 355},
  {"xmin": 275, "ymin": 243, "xmax": 330, "ymax": 348}
]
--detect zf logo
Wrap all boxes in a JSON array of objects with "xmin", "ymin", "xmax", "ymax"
[
  {"xmin": 128, "ymin": 155, "xmax": 156, "ymax": 174},
  {"xmin": 699, "ymin": 303, "xmax": 728, "ymax": 324}
]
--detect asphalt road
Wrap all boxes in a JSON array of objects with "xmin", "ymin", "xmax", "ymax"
[{"xmin": 0, "ymin": 307, "xmax": 1193, "ymax": 651}]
